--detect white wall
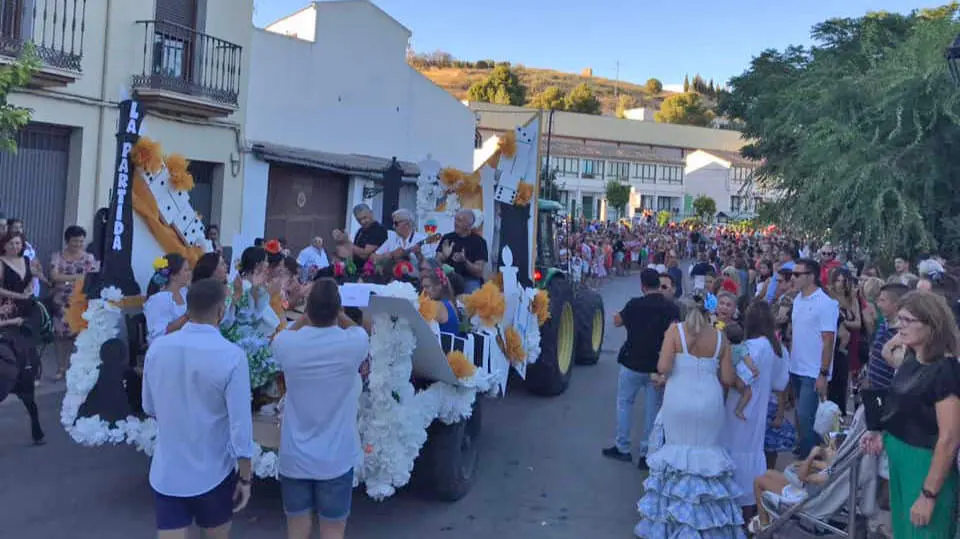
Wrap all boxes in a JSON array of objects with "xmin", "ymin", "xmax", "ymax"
[
  {"xmin": 684, "ymin": 151, "xmax": 732, "ymax": 214},
  {"xmin": 246, "ymin": 1, "xmax": 474, "ymax": 171}
]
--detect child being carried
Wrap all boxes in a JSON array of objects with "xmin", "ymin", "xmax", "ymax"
[{"xmin": 725, "ymin": 322, "xmax": 760, "ymax": 420}]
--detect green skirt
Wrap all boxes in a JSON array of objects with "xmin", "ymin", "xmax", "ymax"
[{"xmin": 884, "ymin": 433, "xmax": 957, "ymax": 539}]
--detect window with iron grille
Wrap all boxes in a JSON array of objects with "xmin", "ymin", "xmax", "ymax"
[{"xmin": 608, "ymin": 160, "xmax": 630, "ymax": 179}]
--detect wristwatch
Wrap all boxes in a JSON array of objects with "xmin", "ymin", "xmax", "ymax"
[
  {"xmin": 921, "ymin": 488, "xmax": 938, "ymax": 500},
  {"xmin": 819, "ymin": 369, "xmax": 829, "ymax": 377},
  {"xmin": 238, "ymin": 476, "xmax": 252, "ymax": 486}
]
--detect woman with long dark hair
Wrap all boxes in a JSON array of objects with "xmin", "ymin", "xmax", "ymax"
[
  {"xmin": 827, "ymin": 266, "xmax": 861, "ymax": 415},
  {"xmin": 722, "ymin": 300, "xmax": 791, "ymax": 524},
  {"xmin": 143, "ymin": 253, "xmax": 191, "ymax": 345},
  {"xmin": 221, "ymin": 246, "xmax": 279, "ymax": 390},
  {"xmin": 0, "ymin": 232, "xmax": 45, "ymax": 444}
]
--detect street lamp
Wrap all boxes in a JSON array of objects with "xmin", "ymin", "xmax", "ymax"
[{"xmin": 946, "ymin": 33, "xmax": 960, "ymax": 86}]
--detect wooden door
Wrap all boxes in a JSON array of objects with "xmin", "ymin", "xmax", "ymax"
[{"xmin": 265, "ymin": 165, "xmax": 348, "ymax": 257}]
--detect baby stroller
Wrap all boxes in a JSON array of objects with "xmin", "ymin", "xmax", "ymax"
[{"xmin": 757, "ymin": 407, "xmax": 878, "ymax": 538}]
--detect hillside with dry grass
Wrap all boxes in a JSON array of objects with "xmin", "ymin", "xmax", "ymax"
[{"xmin": 416, "ymin": 64, "xmax": 675, "ymax": 115}]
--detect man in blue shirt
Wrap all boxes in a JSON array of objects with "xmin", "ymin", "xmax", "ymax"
[
  {"xmin": 867, "ymin": 283, "xmax": 908, "ymax": 389},
  {"xmin": 765, "ymin": 247, "xmax": 797, "ymax": 303}
]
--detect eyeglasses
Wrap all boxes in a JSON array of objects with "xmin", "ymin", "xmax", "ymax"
[
  {"xmin": 393, "ymin": 220, "xmax": 408, "ymax": 226},
  {"xmin": 822, "ymin": 252, "xmax": 835, "ymax": 257},
  {"xmin": 896, "ymin": 314, "xmax": 923, "ymax": 326}
]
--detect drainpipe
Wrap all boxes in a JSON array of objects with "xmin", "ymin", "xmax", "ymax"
[{"xmin": 92, "ymin": 0, "xmax": 113, "ymax": 216}]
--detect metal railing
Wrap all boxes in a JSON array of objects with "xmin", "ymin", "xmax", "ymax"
[
  {"xmin": 0, "ymin": 0, "xmax": 86, "ymax": 71},
  {"xmin": 132, "ymin": 19, "xmax": 242, "ymax": 107}
]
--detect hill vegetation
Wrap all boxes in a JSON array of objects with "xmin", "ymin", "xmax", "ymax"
[{"xmin": 408, "ymin": 50, "xmax": 722, "ymax": 120}]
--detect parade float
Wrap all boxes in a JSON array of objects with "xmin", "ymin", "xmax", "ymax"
[{"xmin": 59, "ymin": 100, "xmax": 605, "ymax": 501}]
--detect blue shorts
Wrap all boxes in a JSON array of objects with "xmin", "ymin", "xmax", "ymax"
[
  {"xmin": 280, "ymin": 469, "xmax": 354, "ymax": 521},
  {"xmin": 154, "ymin": 472, "xmax": 236, "ymax": 531}
]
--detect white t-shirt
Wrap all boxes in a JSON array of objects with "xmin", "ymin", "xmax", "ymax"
[
  {"xmin": 272, "ymin": 325, "xmax": 369, "ymax": 480},
  {"xmin": 789, "ymin": 288, "xmax": 839, "ymax": 379},
  {"xmin": 375, "ymin": 230, "xmax": 426, "ymax": 267}
]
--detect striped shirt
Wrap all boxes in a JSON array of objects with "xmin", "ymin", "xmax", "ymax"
[{"xmin": 867, "ymin": 319, "xmax": 897, "ymax": 389}]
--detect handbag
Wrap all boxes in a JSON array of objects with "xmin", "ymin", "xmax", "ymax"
[{"xmin": 860, "ymin": 387, "xmax": 887, "ymax": 431}]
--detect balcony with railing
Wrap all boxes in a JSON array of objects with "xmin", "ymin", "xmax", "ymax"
[
  {"xmin": 131, "ymin": 20, "xmax": 242, "ymax": 118},
  {"xmin": 0, "ymin": 0, "xmax": 86, "ymax": 87}
]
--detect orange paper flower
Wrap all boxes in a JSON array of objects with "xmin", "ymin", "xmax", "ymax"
[
  {"xmin": 514, "ymin": 181, "xmax": 534, "ymax": 206},
  {"xmin": 65, "ymin": 276, "xmax": 90, "ymax": 334},
  {"xmin": 440, "ymin": 167, "xmax": 464, "ymax": 187},
  {"xmin": 503, "ymin": 326, "xmax": 526, "ymax": 365},
  {"xmin": 531, "ymin": 289, "xmax": 551, "ymax": 326},
  {"xmin": 447, "ymin": 350, "xmax": 476, "ymax": 380},
  {"xmin": 131, "ymin": 137, "xmax": 164, "ymax": 174},
  {"xmin": 463, "ymin": 281, "xmax": 506, "ymax": 327},
  {"xmin": 456, "ymin": 171, "xmax": 482, "ymax": 196},
  {"xmin": 165, "ymin": 153, "xmax": 194, "ymax": 192},
  {"xmin": 492, "ymin": 272, "xmax": 504, "ymax": 292},
  {"xmin": 418, "ymin": 291, "xmax": 440, "ymax": 321},
  {"xmin": 498, "ymin": 130, "xmax": 517, "ymax": 158}
]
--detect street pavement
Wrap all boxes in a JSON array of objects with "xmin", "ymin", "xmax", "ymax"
[{"xmin": 0, "ymin": 273, "xmax": 648, "ymax": 539}]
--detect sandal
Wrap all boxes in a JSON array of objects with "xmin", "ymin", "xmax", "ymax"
[{"xmin": 747, "ymin": 516, "xmax": 770, "ymax": 535}]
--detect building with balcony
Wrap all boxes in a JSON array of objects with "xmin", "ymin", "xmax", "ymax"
[
  {"xmin": 240, "ymin": 0, "xmax": 474, "ymax": 249},
  {"xmin": 0, "ymin": 0, "xmax": 251, "ymax": 263},
  {"xmin": 470, "ymin": 102, "xmax": 764, "ymax": 222}
]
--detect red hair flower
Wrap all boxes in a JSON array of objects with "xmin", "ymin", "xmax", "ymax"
[
  {"xmin": 334, "ymin": 260, "xmax": 346, "ymax": 277},
  {"xmin": 393, "ymin": 261, "xmax": 415, "ymax": 280},
  {"xmin": 264, "ymin": 239, "xmax": 282, "ymax": 255}
]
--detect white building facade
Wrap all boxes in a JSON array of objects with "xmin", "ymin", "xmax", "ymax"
[
  {"xmin": 3, "ymin": 0, "xmax": 252, "ymax": 263},
  {"xmin": 242, "ymin": 0, "xmax": 475, "ymax": 248},
  {"xmin": 471, "ymin": 102, "xmax": 763, "ymax": 222}
]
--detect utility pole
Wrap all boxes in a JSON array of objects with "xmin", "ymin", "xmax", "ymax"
[{"xmin": 615, "ymin": 60, "xmax": 620, "ymax": 99}]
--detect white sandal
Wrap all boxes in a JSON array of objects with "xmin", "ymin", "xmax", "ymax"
[{"xmin": 747, "ymin": 515, "xmax": 770, "ymax": 535}]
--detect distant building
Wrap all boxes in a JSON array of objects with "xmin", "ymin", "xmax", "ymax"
[
  {"xmin": 468, "ymin": 102, "xmax": 767, "ymax": 222},
  {"xmin": 622, "ymin": 107, "xmax": 657, "ymax": 122}
]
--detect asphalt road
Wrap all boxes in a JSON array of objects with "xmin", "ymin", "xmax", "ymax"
[{"xmin": 0, "ymin": 273, "xmax": 647, "ymax": 539}]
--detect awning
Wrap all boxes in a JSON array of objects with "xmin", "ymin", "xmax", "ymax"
[{"xmin": 249, "ymin": 141, "xmax": 420, "ymax": 180}]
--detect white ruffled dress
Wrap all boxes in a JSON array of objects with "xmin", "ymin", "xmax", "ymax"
[{"xmin": 635, "ymin": 327, "xmax": 745, "ymax": 539}]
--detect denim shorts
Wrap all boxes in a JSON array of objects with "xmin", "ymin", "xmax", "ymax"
[
  {"xmin": 154, "ymin": 472, "xmax": 236, "ymax": 531},
  {"xmin": 280, "ymin": 469, "xmax": 354, "ymax": 521}
]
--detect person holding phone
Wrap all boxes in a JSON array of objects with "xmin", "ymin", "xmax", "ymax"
[{"xmin": 143, "ymin": 279, "xmax": 254, "ymax": 539}]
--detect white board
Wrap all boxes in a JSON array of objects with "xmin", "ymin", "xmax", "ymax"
[{"xmin": 368, "ymin": 296, "xmax": 459, "ymax": 386}]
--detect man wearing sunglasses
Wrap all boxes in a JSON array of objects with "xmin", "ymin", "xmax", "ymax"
[{"xmin": 789, "ymin": 258, "xmax": 840, "ymax": 458}]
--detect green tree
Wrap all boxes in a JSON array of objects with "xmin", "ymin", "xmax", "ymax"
[
  {"xmin": 692, "ymin": 195, "xmax": 717, "ymax": 221},
  {"xmin": 718, "ymin": 5, "xmax": 960, "ymax": 260},
  {"xmin": 0, "ymin": 45, "xmax": 40, "ymax": 152},
  {"xmin": 564, "ymin": 83, "xmax": 602, "ymax": 115},
  {"xmin": 655, "ymin": 93, "xmax": 713, "ymax": 126},
  {"xmin": 467, "ymin": 65, "xmax": 526, "ymax": 105},
  {"xmin": 529, "ymin": 86, "xmax": 567, "ymax": 110},
  {"xmin": 645, "ymin": 78, "xmax": 663, "ymax": 94},
  {"xmin": 605, "ymin": 180, "xmax": 631, "ymax": 219},
  {"xmin": 708, "ymin": 78, "xmax": 716, "ymax": 96},
  {"xmin": 615, "ymin": 94, "xmax": 639, "ymax": 118},
  {"xmin": 682, "ymin": 74, "xmax": 690, "ymax": 93}
]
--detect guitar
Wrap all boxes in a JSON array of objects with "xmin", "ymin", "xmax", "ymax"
[{"xmin": 397, "ymin": 233, "xmax": 443, "ymax": 259}]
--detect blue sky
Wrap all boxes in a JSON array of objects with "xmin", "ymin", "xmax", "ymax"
[{"xmin": 254, "ymin": 0, "xmax": 932, "ymax": 87}]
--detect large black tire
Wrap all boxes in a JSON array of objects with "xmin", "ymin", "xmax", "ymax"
[
  {"xmin": 524, "ymin": 277, "xmax": 575, "ymax": 396},
  {"xmin": 574, "ymin": 288, "xmax": 605, "ymax": 365},
  {"xmin": 412, "ymin": 398, "xmax": 482, "ymax": 502}
]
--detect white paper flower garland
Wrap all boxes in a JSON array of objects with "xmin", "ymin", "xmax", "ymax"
[
  {"xmin": 355, "ymin": 282, "xmax": 491, "ymax": 500},
  {"xmin": 60, "ymin": 288, "xmax": 279, "ymax": 478}
]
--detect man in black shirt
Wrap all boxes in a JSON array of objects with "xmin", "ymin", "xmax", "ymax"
[
  {"xmin": 333, "ymin": 203, "xmax": 388, "ymax": 267},
  {"xmin": 603, "ymin": 269, "xmax": 680, "ymax": 469},
  {"xmin": 437, "ymin": 210, "xmax": 488, "ymax": 293}
]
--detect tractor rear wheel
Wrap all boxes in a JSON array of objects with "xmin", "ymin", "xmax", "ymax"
[
  {"xmin": 524, "ymin": 277, "xmax": 575, "ymax": 396},
  {"xmin": 574, "ymin": 289, "xmax": 605, "ymax": 365}
]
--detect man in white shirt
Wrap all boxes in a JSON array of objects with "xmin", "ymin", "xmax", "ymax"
[
  {"xmin": 143, "ymin": 279, "xmax": 254, "ymax": 539},
  {"xmin": 374, "ymin": 208, "xmax": 426, "ymax": 268},
  {"xmin": 789, "ymin": 258, "xmax": 839, "ymax": 459},
  {"xmin": 272, "ymin": 279, "xmax": 369, "ymax": 539},
  {"xmin": 296, "ymin": 236, "xmax": 330, "ymax": 281}
]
